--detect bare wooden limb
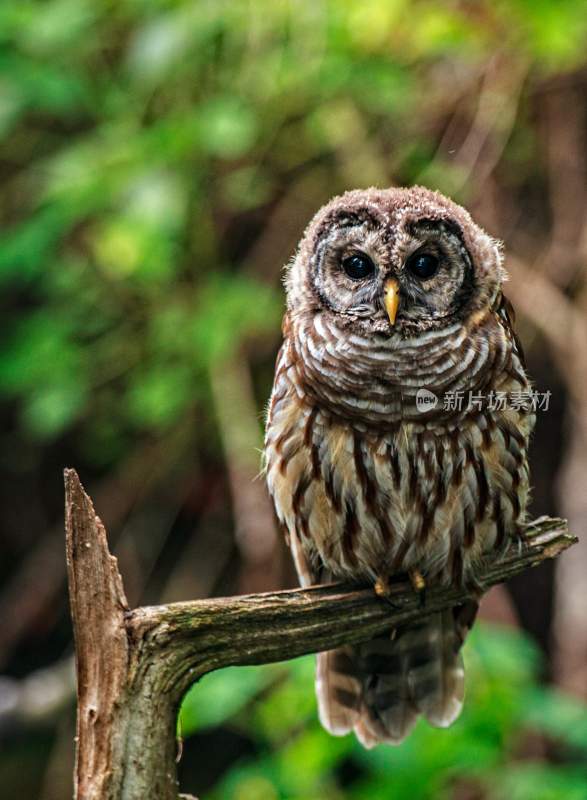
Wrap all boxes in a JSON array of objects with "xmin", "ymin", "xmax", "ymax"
[
  {"xmin": 65, "ymin": 469, "xmax": 576, "ymax": 800},
  {"xmin": 65, "ymin": 469, "xmax": 130, "ymax": 800}
]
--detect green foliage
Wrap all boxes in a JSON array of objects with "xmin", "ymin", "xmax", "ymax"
[
  {"xmin": 179, "ymin": 625, "xmax": 587, "ymax": 800},
  {"xmin": 2, "ymin": 0, "xmax": 587, "ymax": 452}
]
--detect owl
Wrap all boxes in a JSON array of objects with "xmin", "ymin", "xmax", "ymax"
[{"xmin": 263, "ymin": 186, "xmax": 534, "ymax": 747}]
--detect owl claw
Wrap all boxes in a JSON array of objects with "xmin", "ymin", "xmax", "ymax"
[
  {"xmin": 509, "ymin": 527, "xmax": 529, "ymax": 558},
  {"xmin": 408, "ymin": 566, "xmax": 425, "ymax": 590},
  {"xmin": 374, "ymin": 577, "xmax": 401, "ymax": 610},
  {"xmin": 407, "ymin": 568, "xmax": 427, "ymax": 608}
]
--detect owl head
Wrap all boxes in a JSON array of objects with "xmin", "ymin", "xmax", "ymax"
[{"xmin": 286, "ymin": 186, "xmax": 505, "ymax": 338}]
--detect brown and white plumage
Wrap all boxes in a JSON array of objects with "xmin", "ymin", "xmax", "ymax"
[{"xmin": 264, "ymin": 186, "xmax": 534, "ymax": 746}]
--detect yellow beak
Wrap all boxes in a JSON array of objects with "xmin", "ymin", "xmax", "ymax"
[{"xmin": 383, "ymin": 279, "xmax": 400, "ymax": 326}]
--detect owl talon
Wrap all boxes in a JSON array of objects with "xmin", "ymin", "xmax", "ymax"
[
  {"xmin": 408, "ymin": 568, "xmax": 426, "ymax": 592},
  {"xmin": 509, "ymin": 529, "xmax": 528, "ymax": 558},
  {"xmin": 374, "ymin": 577, "xmax": 401, "ymax": 610},
  {"xmin": 418, "ymin": 587, "xmax": 427, "ymax": 609},
  {"xmin": 407, "ymin": 568, "xmax": 426, "ymax": 608}
]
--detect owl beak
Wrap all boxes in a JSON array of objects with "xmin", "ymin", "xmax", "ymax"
[{"xmin": 383, "ymin": 279, "xmax": 400, "ymax": 326}]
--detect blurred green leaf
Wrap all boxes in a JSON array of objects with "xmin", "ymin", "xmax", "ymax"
[
  {"xmin": 196, "ymin": 97, "xmax": 258, "ymax": 159},
  {"xmin": 521, "ymin": 687, "xmax": 587, "ymax": 752},
  {"xmin": 125, "ymin": 362, "xmax": 194, "ymax": 430},
  {"xmin": 0, "ymin": 312, "xmax": 82, "ymax": 394},
  {"xmin": 180, "ymin": 664, "xmax": 281, "ymax": 734},
  {"xmin": 16, "ymin": 0, "xmax": 98, "ymax": 55},
  {"xmin": 22, "ymin": 380, "xmax": 87, "ymax": 438},
  {"xmin": 489, "ymin": 763, "xmax": 587, "ymax": 800},
  {"xmin": 0, "ymin": 204, "xmax": 75, "ymax": 286},
  {"xmin": 191, "ymin": 274, "xmax": 282, "ymax": 365}
]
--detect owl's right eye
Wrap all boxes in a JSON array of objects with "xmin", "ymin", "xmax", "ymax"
[{"xmin": 341, "ymin": 253, "xmax": 375, "ymax": 280}]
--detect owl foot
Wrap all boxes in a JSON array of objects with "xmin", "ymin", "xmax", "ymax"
[
  {"xmin": 374, "ymin": 576, "xmax": 401, "ymax": 609},
  {"xmin": 511, "ymin": 526, "xmax": 530, "ymax": 555},
  {"xmin": 408, "ymin": 568, "xmax": 427, "ymax": 608}
]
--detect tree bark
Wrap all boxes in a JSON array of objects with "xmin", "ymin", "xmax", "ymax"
[{"xmin": 64, "ymin": 468, "xmax": 576, "ymax": 800}]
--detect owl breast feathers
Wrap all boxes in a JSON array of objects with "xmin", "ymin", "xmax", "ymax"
[{"xmin": 264, "ymin": 186, "xmax": 534, "ymax": 747}]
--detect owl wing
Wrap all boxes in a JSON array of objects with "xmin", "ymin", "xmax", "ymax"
[
  {"xmin": 496, "ymin": 292, "xmax": 528, "ymax": 369},
  {"xmin": 288, "ymin": 527, "xmax": 317, "ymax": 587},
  {"xmin": 286, "ymin": 498, "xmax": 365, "ymax": 737}
]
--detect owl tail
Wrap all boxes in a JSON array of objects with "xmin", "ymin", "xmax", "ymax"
[{"xmin": 315, "ymin": 601, "xmax": 478, "ymax": 747}]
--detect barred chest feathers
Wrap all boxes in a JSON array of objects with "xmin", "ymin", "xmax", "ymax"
[{"xmin": 265, "ymin": 308, "xmax": 534, "ymax": 588}]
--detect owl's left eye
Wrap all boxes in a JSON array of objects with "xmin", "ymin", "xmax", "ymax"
[
  {"xmin": 406, "ymin": 252, "xmax": 439, "ymax": 280},
  {"xmin": 342, "ymin": 253, "xmax": 375, "ymax": 280}
]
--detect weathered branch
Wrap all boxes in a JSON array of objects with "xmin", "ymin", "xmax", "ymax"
[{"xmin": 65, "ymin": 468, "xmax": 576, "ymax": 800}]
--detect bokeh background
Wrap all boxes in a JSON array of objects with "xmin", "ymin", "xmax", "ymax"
[{"xmin": 2, "ymin": 1, "xmax": 587, "ymax": 798}]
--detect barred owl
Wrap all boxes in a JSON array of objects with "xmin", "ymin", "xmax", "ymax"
[{"xmin": 264, "ymin": 186, "xmax": 534, "ymax": 747}]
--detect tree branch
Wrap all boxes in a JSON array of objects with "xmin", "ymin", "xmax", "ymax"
[{"xmin": 64, "ymin": 469, "xmax": 576, "ymax": 800}]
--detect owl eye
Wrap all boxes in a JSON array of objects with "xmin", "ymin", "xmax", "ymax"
[
  {"xmin": 406, "ymin": 252, "xmax": 439, "ymax": 280},
  {"xmin": 342, "ymin": 253, "xmax": 375, "ymax": 280}
]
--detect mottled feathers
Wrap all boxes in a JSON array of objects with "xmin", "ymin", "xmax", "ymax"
[{"xmin": 264, "ymin": 186, "xmax": 534, "ymax": 745}]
